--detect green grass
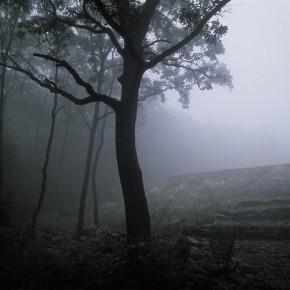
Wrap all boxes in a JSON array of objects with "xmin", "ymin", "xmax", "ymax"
[
  {"xmin": 231, "ymin": 199, "xmax": 290, "ymax": 213},
  {"xmin": 35, "ymin": 203, "xmax": 216, "ymax": 235},
  {"xmin": 98, "ymin": 205, "xmax": 126, "ymax": 232},
  {"xmin": 34, "ymin": 195, "xmax": 290, "ymax": 236},
  {"xmin": 37, "ymin": 211, "xmax": 80, "ymax": 233},
  {"xmin": 210, "ymin": 219, "xmax": 290, "ymax": 234},
  {"xmin": 36, "ymin": 206, "xmax": 127, "ymax": 234}
]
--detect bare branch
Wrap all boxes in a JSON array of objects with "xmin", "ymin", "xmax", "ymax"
[
  {"xmin": 78, "ymin": 108, "xmax": 92, "ymax": 131},
  {"xmin": 33, "ymin": 53, "xmax": 119, "ymax": 109},
  {"xmin": 163, "ymin": 59, "xmax": 212, "ymax": 79},
  {"xmin": 47, "ymin": 0, "xmax": 124, "ymax": 56},
  {"xmin": 55, "ymin": 105, "xmax": 64, "ymax": 115},
  {"xmin": 47, "ymin": 0, "xmax": 102, "ymax": 34},
  {"xmin": 0, "ymin": 61, "xmax": 107, "ymax": 106},
  {"xmin": 82, "ymin": 0, "xmax": 124, "ymax": 56},
  {"xmin": 139, "ymin": 85, "xmax": 175, "ymax": 102},
  {"xmin": 97, "ymin": 109, "xmax": 114, "ymax": 121},
  {"xmin": 161, "ymin": 60, "xmax": 211, "ymax": 90},
  {"xmin": 91, "ymin": 0, "xmax": 145, "ymax": 65},
  {"xmin": 91, "ymin": 0, "xmax": 127, "ymax": 42},
  {"xmin": 143, "ymin": 39, "xmax": 170, "ymax": 48}
]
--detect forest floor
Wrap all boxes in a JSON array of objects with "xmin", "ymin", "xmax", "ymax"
[
  {"xmin": 0, "ymin": 222, "xmax": 290, "ymax": 290},
  {"xmin": 1, "ymin": 198, "xmax": 290, "ymax": 289}
]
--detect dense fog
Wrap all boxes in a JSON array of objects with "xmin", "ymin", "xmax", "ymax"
[
  {"xmin": 138, "ymin": 0, "xmax": 290, "ymax": 186},
  {"xmin": 137, "ymin": 101, "xmax": 290, "ymax": 187},
  {"xmin": 1, "ymin": 1, "xmax": 290, "ymax": 289},
  {"xmin": 3, "ymin": 0, "xmax": 290, "ymax": 206}
]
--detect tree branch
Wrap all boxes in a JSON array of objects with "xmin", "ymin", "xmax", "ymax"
[
  {"xmin": 0, "ymin": 61, "xmax": 118, "ymax": 108},
  {"xmin": 139, "ymin": 85, "xmax": 175, "ymax": 102},
  {"xmin": 91, "ymin": 0, "xmax": 127, "ymax": 42},
  {"xmin": 146, "ymin": 0, "xmax": 231, "ymax": 69},
  {"xmin": 81, "ymin": 0, "xmax": 124, "ymax": 56},
  {"xmin": 46, "ymin": 0, "xmax": 124, "ymax": 57},
  {"xmin": 91, "ymin": 0, "xmax": 145, "ymax": 65},
  {"xmin": 55, "ymin": 105, "xmax": 64, "ymax": 115},
  {"xmin": 97, "ymin": 109, "xmax": 114, "ymax": 122},
  {"xmin": 78, "ymin": 108, "xmax": 92, "ymax": 131},
  {"xmin": 143, "ymin": 39, "xmax": 170, "ymax": 48},
  {"xmin": 139, "ymin": 0, "xmax": 160, "ymax": 38},
  {"xmin": 33, "ymin": 53, "xmax": 119, "ymax": 109}
]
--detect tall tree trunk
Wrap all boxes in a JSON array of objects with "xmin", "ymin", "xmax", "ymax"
[
  {"xmin": 91, "ymin": 105, "xmax": 109, "ymax": 225},
  {"xmin": 56, "ymin": 121, "xmax": 70, "ymax": 215},
  {"xmin": 76, "ymin": 46, "xmax": 107, "ymax": 236},
  {"xmin": 115, "ymin": 104, "xmax": 151, "ymax": 241},
  {"xmin": 0, "ymin": 10, "xmax": 18, "ymax": 198},
  {"xmin": 30, "ymin": 98, "xmax": 47, "ymax": 202},
  {"xmin": 30, "ymin": 91, "xmax": 58, "ymax": 239},
  {"xmin": 91, "ymin": 73, "xmax": 115, "ymax": 226},
  {"xmin": 115, "ymin": 55, "xmax": 151, "ymax": 241},
  {"xmin": 76, "ymin": 102, "xmax": 100, "ymax": 237},
  {"xmin": 0, "ymin": 68, "xmax": 5, "ymax": 198},
  {"xmin": 30, "ymin": 67, "xmax": 59, "ymax": 239}
]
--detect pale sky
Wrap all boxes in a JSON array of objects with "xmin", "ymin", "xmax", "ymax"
[
  {"xmin": 139, "ymin": 0, "xmax": 290, "ymax": 182},
  {"xmin": 166, "ymin": 0, "xmax": 290, "ymax": 142}
]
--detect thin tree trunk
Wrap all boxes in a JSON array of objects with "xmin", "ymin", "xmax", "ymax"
[
  {"xmin": 0, "ymin": 69, "xmax": 5, "ymax": 198},
  {"xmin": 31, "ymin": 98, "xmax": 47, "ymax": 174},
  {"xmin": 0, "ymin": 11, "xmax": 18, "ymax": 198},
  {"xmin": 76, "ymin": 45, "xmax": 107, "ymax": 237},
  {"xmin": 56, "ymin": 121, "xmax": 71, "ymax": 214},
  {"xmin": 30, "ymin": 69, "xmax": 59, "ymax": 239},
  {"xmin": 91, "ymin": 105, "xmax": 109, "ymax": 225},
  {"xmin": 30, "ymin": 98, "xmax": 47, "ymax": 202},
  {"xmin": 91, "ymin": 73, "xmax": 115, "ymax": 226},
  {"xmin": 76, "ymin": 102, "xmax": 100, "ymax": 237}
]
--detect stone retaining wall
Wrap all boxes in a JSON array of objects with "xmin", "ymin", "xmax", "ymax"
[{"xmin": 168, "ymin": 164, "xmax": 290, "ymax": 197}]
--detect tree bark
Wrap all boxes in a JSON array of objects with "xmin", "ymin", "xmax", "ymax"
[
  {"xmin": 115, "ymin": 105, "xmax": 150, "ymax": 241},
  {"xmin": 115, "ymin": 52, "xmax": 151, "ymax": 241}
]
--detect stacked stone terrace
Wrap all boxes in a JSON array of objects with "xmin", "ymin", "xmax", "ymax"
[{"xmin": 168, "ymin": 164, "xmax": 290, "ymax": 197}]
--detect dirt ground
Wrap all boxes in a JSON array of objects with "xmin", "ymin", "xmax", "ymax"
[
  {"xmin": 187, "ymin": 237, "xmax": 290, "ymax": 289},
  {"xmin": 1, "ymin": 226, "xmax": 290, "ymax": 290}
]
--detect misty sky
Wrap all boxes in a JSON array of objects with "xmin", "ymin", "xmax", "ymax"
[
  {"xmin": 139, "ymin": 0, "xmax": 290, "ymax": 183},
  {"xmin": 166, "ymin": 0, "xmax": 290, "ymax": 143}
]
